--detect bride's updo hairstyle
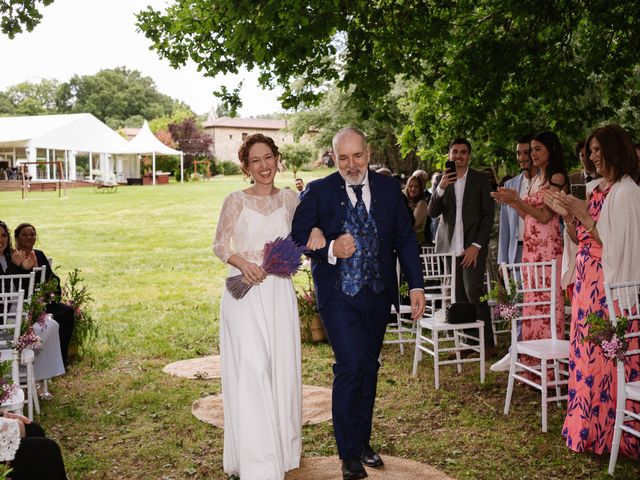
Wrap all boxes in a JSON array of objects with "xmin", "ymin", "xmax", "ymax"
[{"xmin": 237, "ymin": 133, "xmax": 283, "ymax": 180}]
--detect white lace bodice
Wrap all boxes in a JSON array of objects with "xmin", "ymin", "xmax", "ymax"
[{"xmin": 213, "ymin": 189, "xmax": 299, "ymax": 265}]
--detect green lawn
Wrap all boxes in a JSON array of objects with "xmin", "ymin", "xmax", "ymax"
[{"xmin": 1, "ymin": 171, "xmax": 638, "ymax": 480}]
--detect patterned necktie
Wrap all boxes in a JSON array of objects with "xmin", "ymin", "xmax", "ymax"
[{"xmin": 350, "ymin": 184, "xmax": 367, "ymax": 223}]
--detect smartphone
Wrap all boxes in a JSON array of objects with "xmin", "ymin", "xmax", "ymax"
[
  {"xmin": 445, "ymin": 160, "xmax": 456, "ymax": 175},
  {"xmin": 570, "ymin": 183, "xmax": 586, "ymax": 200}
]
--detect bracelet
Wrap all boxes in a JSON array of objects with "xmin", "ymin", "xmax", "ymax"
[
  {"xmin": 564, "ymin": 215, "xmax": 575, "ymax": 225},
  {"xmin": 586, "ymin": 221, "xmax": 597, "ymax": 233}
]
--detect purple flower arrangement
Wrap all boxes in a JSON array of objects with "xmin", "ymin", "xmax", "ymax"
[
  {"xmin": 583, "ymin": 313, "xmax": 628, "ymax": 362},
  {"xmin": 226, "ymin": 235, "xmax": 307, "ymax": 300}
]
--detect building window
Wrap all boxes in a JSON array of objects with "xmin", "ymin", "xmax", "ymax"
[
  {"xmin": 229, "ymin": 134, "xmax": 233, "ymax": 140},
  {"xmin": 242, "ymin": 132, "xmax": 248, "ymax": 140}
]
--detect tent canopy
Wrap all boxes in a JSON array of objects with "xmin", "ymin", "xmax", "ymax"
[
  {"xmin": 0, "ymin": 113, "xmax": 135, "ymax": 153},
  {"xmin": 127, "ymin": 120, "xmax": 181, "ymax": 155}
]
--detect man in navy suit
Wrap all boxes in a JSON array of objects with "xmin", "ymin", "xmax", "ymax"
[{"xmin": 292, "ymin": 127, "xmax": 425, "ymax": 480}]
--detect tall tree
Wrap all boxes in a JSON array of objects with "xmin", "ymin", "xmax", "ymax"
[
  {"xmin": 56, "ymin": 67, "xmax": 189, "ymax": 129},
  {"xmin": 0, "ymin": 78, "xmax": 61, "ymax": 115},
  {"xmin": 0, "ymin": 0, "xmax": 54, "ymax": 38},
  {"xmin": 138, "ymin": 1, "xmax": 640, "ymax": 172}
]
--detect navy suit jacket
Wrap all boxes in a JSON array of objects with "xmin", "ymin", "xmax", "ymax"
[{"xmin": 291, "ymin": 170, "xmax": 424, "ymax": 310}]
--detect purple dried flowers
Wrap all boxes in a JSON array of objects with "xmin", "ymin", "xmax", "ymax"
[{"xmin": 226, "ymin": 235, "xmax": 307, "ymax": 300}]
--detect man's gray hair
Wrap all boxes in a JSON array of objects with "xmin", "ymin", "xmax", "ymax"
[{"xmin": 332, "ymin": 127, "xmax": 367, "ymax": 152}]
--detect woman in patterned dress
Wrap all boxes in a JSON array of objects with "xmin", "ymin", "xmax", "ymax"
[
  {"xmin": 544, "ymin": 124, "xmax": 640, "ymax": 458},
  {"xmin": 492, "ymin": 131, "xmax": 567, "ymax": 372}
]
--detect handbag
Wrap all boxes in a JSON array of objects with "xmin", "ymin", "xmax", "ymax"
[{"xmin": 446, "ymin": 302, "xmax": 477, "ymax": 324}]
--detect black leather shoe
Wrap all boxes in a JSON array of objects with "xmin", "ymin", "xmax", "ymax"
[
  {"xmin": 360, "ymin": 444, "xmax": 384, "ymax": 468},
  {"xmin": 342, "ymin": 458, "xmax": 368, "ymax": 479}
]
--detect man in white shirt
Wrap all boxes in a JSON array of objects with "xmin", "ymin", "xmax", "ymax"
[{"xmin": 428, "ymin": 138, "xmax": 496, "ymax": 356}]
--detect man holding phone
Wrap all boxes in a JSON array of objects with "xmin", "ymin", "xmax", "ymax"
[{"xmin": 428, "ymin": 138, "xmax": 496, "ymax": 356}]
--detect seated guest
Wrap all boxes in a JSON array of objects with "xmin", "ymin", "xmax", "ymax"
[
  {"xmin": 0, "ymin": 411, "xmax": 67, "ymax": 479},
  {"xmin": 12, "ymin": 223, "xmax": 75, "ymax": 366},
  {"xmin": 0, "ymin": 221, "xmax": 21, "ymax": 275},
  {"xmin": 404, "ymin": 174, "xmax": 429, "ymax": 245}
]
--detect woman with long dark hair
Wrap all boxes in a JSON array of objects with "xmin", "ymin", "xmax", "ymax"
[{"xmin": 491, "ymin": 131, "xmax": 567, "ymax": 371}]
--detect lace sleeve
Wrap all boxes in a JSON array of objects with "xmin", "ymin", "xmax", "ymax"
[
  {"xmin": 0, "ymin": 417, "xmax": 21, "ymax": 462},
  {"xmin": 213, "ymin": 192, "xmax": 243, "ymax": 264},
  {"xmin": 283, "ymin": 188, "xmax": 300, "ymax": 227}
]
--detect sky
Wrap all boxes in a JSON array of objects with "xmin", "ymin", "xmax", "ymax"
[{"xmin": 0, "ymin": 0, "xmax": 284, "ymax": 118}]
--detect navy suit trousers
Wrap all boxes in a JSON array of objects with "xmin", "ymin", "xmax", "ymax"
[{"xmin": 319, "ymin": 286, "xmax": 391, "ymax": 460}]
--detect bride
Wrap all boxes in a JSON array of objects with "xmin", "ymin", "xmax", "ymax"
[{"xmin": 213, "ymin": 133, "xmax": 324, "ymax": 479}]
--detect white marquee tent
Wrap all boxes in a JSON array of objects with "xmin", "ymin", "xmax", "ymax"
[
  {"xmin": 0, "ymin": 113, "xmax": 183, "ymax": 185},
  {"xmin": 127, "ymin": 120, "xmax": 184, "ymax": 184}
]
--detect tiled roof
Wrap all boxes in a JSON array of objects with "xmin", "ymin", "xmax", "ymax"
[{"xmin": 203, "ymin": 117, "xmax": 287, "ymax": 130}]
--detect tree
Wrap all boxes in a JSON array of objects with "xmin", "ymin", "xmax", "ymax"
[
  {"xmin": 56, "ymin": 67, "xmax": 189, "ymax": 129},
  {"xmin": 1, "ymin": 0, "xmax": 54, "ymax": 38},
  {"xmin": 137, "ymin": 1, "xmax": 640, "ymax": 174},
  {"xmin": 0, "ymin": 78, "xmax": 61, "ymax": 115},
  {"xmin": 167, "ymin": 116, "xmax": 212, "ymax": 170},
  {"xmin": 280, "ymin": 143, "xmax": 316, "ymax": 176}
]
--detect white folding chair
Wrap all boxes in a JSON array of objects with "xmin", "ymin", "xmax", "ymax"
[
  {"xmin": 412, "ymin": 252, "xmax": 485, "ymax": 389},
  {"xmin": 385, "ymin": 261, "xmax": 416, "ymax": 354},
  {"xmin": 0, "ymin": 291, "xmax": 26, "ymax": 417},
  {"xmin": 32, "ymin": 265, "xmax": 47, "ymax": 284},
  {"xmin": 604, "ymin": 280, "xmax": 640, "ymax": 475},
  {"xmin": 0, "ymin": 272, "xmax": 36, "ymax": 300},
  {"xmin": 500, "ymin": 260, "xmax": 569, "ymax": 432},
  {"xmin": 0, "ymin": 273, "xmax": 40, "ymax": 417}
]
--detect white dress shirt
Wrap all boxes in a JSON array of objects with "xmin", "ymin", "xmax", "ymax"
[{"xmin": 435, "ymin": 169, "xmax": 479, "ymax": 256}]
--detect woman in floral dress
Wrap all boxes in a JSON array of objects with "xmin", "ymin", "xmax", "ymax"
[
  {"xmin": 492, "ymin": 131, "xmax": 567, "ymax": 371},
  {"xmin": 544, "ymin": 124, "xmax": 640, "ymax": 458}
]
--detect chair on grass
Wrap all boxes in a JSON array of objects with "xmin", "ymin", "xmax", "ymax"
[
  {"xmin": 385, "ymin": 261, "xmax": 416, "ymax": 354},
  {"xmin": 604, "ymin": 280, "xmax": 640, "ymax": 475},
  {"xmin": 500, "ymin": 260, "xmax": 569, "ymax": 432},
  {"xmin": 412, "ymin": 252, "xmax": 485, "ymax": 389},
  {"xmin": 0, "ymin": 272, "xmax": 40, "ymax": 417},
  {"xmin": 0, "ymin": 291, "xmax": 27, "ymax": 416}
]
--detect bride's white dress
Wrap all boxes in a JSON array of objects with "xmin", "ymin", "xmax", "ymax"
[{"xmin": 213, "ymin": 189, "xmax": 302, "ymax": 480}]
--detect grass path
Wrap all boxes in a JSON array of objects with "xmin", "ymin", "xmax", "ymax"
[{"xmin": 1, "ymin": 172, "xmax": 637, "ymax": 479}]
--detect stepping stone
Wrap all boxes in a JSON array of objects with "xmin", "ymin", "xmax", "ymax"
[
  {"xmin": 192, "ymin": 385, "xmax": 332, "ymax": 427},
  {"xmin": 285, "ymin": 455, "xmax": 455, "ymax": 480},
  {"xmin": 163, "ymin": 355, "xmax": 220, "ymax": 379}
]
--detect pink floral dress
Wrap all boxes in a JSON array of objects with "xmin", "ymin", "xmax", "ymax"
[
  {"xmin": 521, "ymin": 188, "xmax": 565, "ymax": 350},
  {"xmin": 562, "ymin": 186, "xmax": 640, "ymax": 457}
]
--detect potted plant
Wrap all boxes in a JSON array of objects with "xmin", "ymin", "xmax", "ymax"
[
  {"xmin": 61, "ymin": 268, "xmax": 97, "ymax": 360},
  {"xmin": 297, "ymin": 269, "xmax": 326, "ymax": 343}
]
